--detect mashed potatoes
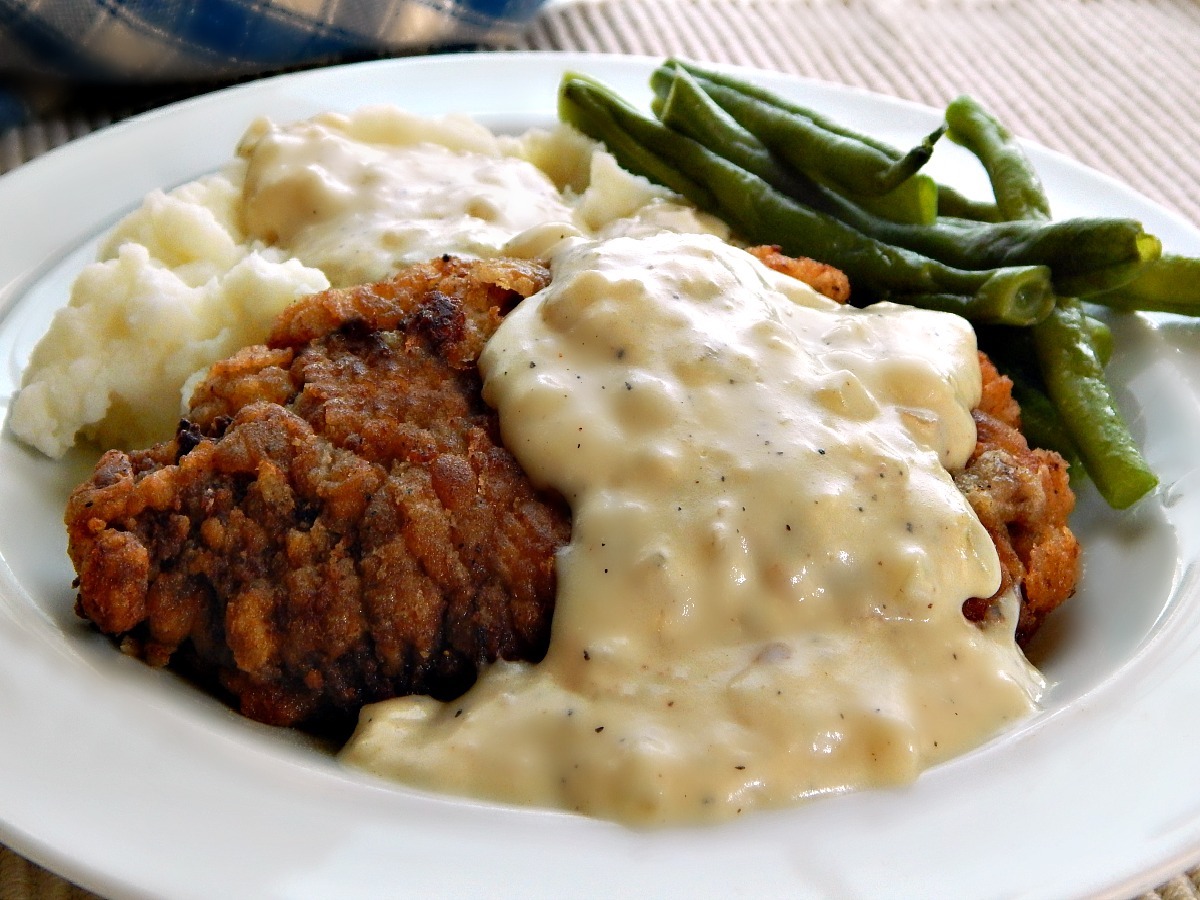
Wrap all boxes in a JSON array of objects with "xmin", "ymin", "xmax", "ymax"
[
  {"xmin": 11, "ymin": 169, "xmax": 329, "ymax": 457},
  {"xmin": 11, "ymin": 106, "xmax": 724, "ymax": 458}
]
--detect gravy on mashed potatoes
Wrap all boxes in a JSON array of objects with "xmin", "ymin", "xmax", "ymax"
[
  {"xmin": 15, "ymin": 104, "xmax": 1044, "ymax": 825},
  {"xmin": 11, "ymin": 106, "xmax": 720, "ymax": 457}
]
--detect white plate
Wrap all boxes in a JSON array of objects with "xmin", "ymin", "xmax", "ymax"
[{"xmin": 1, "ymin": 52, "xmax": 1199, "ymax": 900}]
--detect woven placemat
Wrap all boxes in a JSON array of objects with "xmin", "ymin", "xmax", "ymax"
[{"xmin": 2, "ymin": 1, "xmax": 1198, "ymax": 897}]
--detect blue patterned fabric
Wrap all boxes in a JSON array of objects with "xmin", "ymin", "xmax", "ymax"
[{"xmin": 0, "ymin": 0, "xmax": 546, "ymax": 128}]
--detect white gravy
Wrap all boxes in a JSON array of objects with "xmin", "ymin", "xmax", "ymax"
[
  {"xmin": 238, "ymin": 112, "xmax": 577, "ymax": 287},
  {"xmin": 341, "ymin": 230, "xmax": 1043, "ymax": 825}
]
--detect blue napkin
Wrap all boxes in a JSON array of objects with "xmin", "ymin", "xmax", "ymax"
[{"xmin": 0, "ymin": 0, "xmax": 547, "ymax": 129}]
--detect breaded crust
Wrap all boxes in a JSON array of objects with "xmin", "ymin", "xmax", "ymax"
[
  {"xmin": 66, "ymin": 256, "xmax": 569, "ymax": 729},
  {"xmin": 957, "ymin": 353, "xmax": 1080, "ymax": 644},
  {"xmin": 747, "ymin": 244, "xmax": 852, "ymax": 303}
]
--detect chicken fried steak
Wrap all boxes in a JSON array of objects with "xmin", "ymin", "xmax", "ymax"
[
  {"xmin": 65, "ymin": 247, "xmax": 1078, "ymax": 734},
  {"xmin": 66, "ymin": 256, "xmax": 569, "ymax": 729}
]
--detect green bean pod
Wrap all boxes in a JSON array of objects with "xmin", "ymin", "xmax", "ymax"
[
  {"xmin": 651, "ymin": 63, "xmax": 879, "ymax": 226},
  {"xmin": 651, "ymin": 66, "xmax": 801, "ymax": 195},
  {"xmin": 949, "ymin": 92, "xmax": 1157, "ymax": 507},
  {"xmin": 1084, "ymin": 254, "xmax": 1200, "ymax": 315},
  {"xmin": 945, "ymin": 94, "xmax": 1053, "ymax": 222},
  {"xmin": 652, "ymin": 65, "xmax": 940, "ymax": 210},
  {"xmin": 655, "ymin": 59, "xmax": 999, "ymax": 224},
  {"xmin": 1083, "ymin": 314, "xmax": 1114, "ymax": 367},
  {"xmin": 933, "ymin": 216, "xmax": 1160, "ymax": 295},
  {"xmin": 655, "ymin": 58, "xmax": 904, "ymax": 155},
  {"xmin": 652, "ymin": 66, "xmax": 933, "ymax": 224},
  {"xmin": 560, "ymin": 72, "xmax": 1055, "ymax": 325},
  {"xmin": 652, "ymin": 67, "xmax": 1158, "ymax": 294},
  {"xmin": 1032, "ymin": 298, "xmax": 1157, "ymax": 508},
  {"xmin": 936, "ymin": 189, "xmax": 1003, "ymax": 223},
  {"xmin": 657, "ymin": 59, "xmax": 1032, "ymax": 229}
]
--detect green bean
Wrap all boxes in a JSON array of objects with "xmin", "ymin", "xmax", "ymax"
[
  {"xmin": 839, "ymin": 174, "xmax": 938, "ymax": 224},
  {"xmin": 879, "ymin": 288, "xmax": 1054, "ymax": 325},
  {"xmin": 561, "ymin": 76, "xmax": 717, "ymax": 207},
  {"xmin": 1083, "ymin": 314, "xmax": 1114, "ymax": 367},
  {"xmin": 980, "ymin": 314, "xmax": 1109, "ymax": 372},
  {"xmin": 1033, "ymin": 299, "xmax": 1157, "ymax": 508},
  {"xmin": 933, "ymin": 215, "xmax": 1160, "ymax": 296},
  {"xmin": 655, "ymin": 59, "xmax": 994, "ymax": 224},
  {"xmin": 936, "ymin": 189, "xmax": 1003, "ymax": 223},
  {"xmin": 946, "ymin": 92, "xmax": 1157, "ymax": 506},
  {"xmin": 560, "ymin": 72, "xmax": 1055, "ymax": 325},
  {"xmin": 651, "ymin": 66, "xmax": 802, "ymax": 196},
  {"xmin": 687, "ymin": 79, "xmax": 938, "ymax": 206},
  {"xmin": 653, "ymin": 66, "xmax": 933, "ymax": 224},
  {"xmin": 945, "ymin": 94, "xmax": 1052, "ymax": 222},
  {"xmin": 1011, "ymin": 378, "xmax": 1085, "ymax": 479},
  {"xmin": 655, "ymin": 59, "xmax": 904, "ymax": 156},
  {"xmin": 1084, "ymin": 254, "xmax": 1200, "ymax": 315},
  {"xmin": 975, "ymin": 326, "xmax": 1086, "ymax": 477},
  {"xmin": 651, "ymin": 63, "xmax": 941, "ymax": 207},
  {"xmin": 651, "ymin": 67, "xmax": 1158, "ymax": 294}
]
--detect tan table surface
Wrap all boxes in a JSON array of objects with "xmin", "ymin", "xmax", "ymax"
[{"xmin": 2, "ymin": 1, "xmax": 1199, "ymax": 897}]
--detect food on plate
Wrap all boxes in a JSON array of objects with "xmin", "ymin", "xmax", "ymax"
[
  {"xmin": 559, "ymin": 71, "xmax": 1057, "ymax": 329},
  {"xmin": 1086, "ymin": 253, "xmax": 1200, "ymax": 316},
  {"xmin": 29, "ymin": 58, "xmax": 1184, "ymax": 823},
  {"xmin": 61, "ymin": 242, "xmax": 857, "ymax": 731},
  {"xmin": 343, "ymin": 229, "xmax": 1073, "ymax": 823},
  {"xmin": 8, "ymin": 169, "xmax": 330, "ymax": 457},
  {"xmin": 66, "ymin": 256, "xmax": 569, "ymax": 729},
  {"xmin": 11, "ymin": 104, "xmax": 722, "ymax": 460},
  {"xmin": 235, "ymin": 109, "xmax": 577, "ymax": 288},
  {"xmin": 559, "ymin": 60, "xmax": 1185, "ymax": 509}
]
